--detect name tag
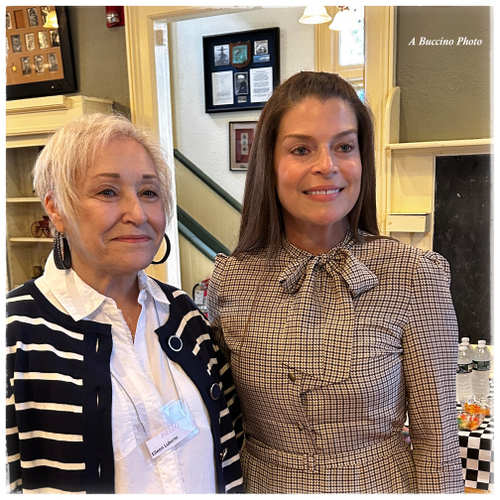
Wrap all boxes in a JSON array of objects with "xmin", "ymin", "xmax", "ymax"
[
  {"xmin": 146, "ymin": 415, "xmax": 193, "ymax": 459},
  {"xmin": 145, "ymin": 399, "xmax": 199, "ymax": 461}
]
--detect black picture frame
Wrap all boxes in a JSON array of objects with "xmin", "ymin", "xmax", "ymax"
[
  {"xmin": 203, "ymin": 27, "xmax": 280, "ymax": 113},
  {"xmin": 6, "ymin": 6, "xmax": 77, "ymax": 100}
]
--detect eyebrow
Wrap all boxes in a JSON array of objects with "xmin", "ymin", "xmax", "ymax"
[
  {"xmin": 282, "ymin": 129, "xmax": 358, "ymax": 141},
  {"xmin": 92, "ymin": 173, "xmax": 158, "ymax": 179}
]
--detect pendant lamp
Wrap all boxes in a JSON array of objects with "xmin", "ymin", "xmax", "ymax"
[
  {"xmin": 299, "ymin": 6, "xmax": 332, "ymax": 25},
  {"xmin": 329, "ymin": 7, "xmax": 360, "ymax": 31}
]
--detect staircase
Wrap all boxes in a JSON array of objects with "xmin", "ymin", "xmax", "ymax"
[{"xmin": 174, "ymin": 149, "xmax": 242, "ymax": 298}]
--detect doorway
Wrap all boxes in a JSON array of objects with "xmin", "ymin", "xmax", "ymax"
[{"xmin": 125, "ymin": 6, "xmax": 394, "ymax": 288}]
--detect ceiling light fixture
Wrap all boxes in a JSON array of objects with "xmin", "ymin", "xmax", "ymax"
[
  {"xmin": 298, "ymin": 6, "xmax": 332, "ymax": 25},
  {"xmin": 329, "ymin": 6, "xmax": 360, "ymax": 31}
]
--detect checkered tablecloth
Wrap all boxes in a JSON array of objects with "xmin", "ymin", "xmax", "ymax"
[
  {"xmin": 458, "ymin": 378, "xmax": 494, "ymax": 492},
  {"xmin": 459, "ymin": 409, "xmax": 494, "ymax": 491}
]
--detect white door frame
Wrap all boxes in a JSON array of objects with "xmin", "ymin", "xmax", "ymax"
[{"xmin": 124, "ymin": 6, "xmax": 396, "ymax": 286}]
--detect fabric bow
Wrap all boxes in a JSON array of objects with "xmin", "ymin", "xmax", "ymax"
[{"xmin": 278, "ymin": 247, "xmax": 378, "ymax": 298}]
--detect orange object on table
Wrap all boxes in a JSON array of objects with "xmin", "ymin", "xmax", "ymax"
[{"xmin": 457, "ymin": 411, "xmax": 485, "ymax": 431}]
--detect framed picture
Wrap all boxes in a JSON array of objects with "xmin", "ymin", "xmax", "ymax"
[
  {"xmin": 6, "ymin": 6, "xmax": 76, "ymax": 100},
  {"xmin": 229, "ymin": 121, "xmax": 257, "ymax": 171},
  {"xmin": 203, "ymin": 27, "xmax": 280, "ymax": 113}
]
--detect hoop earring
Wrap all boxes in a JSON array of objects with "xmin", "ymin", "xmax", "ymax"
[
  {"xmin": 53, "ymin": 230, "xmax": 72, "ymax": 270},
  {"xmin": 151, "ymin": 234, "xmax": 171, "ymax": 265}
]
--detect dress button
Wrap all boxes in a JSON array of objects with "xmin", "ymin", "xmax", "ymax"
[
  {"xmin": 288, "ymin": 372, "xmax": 296, "ymax": 382},
  {"xmin": 210, "ymin": 383, "xmax": 221, "ymax": 400},
  {"xmin": 297, "ymin": 422, "xmax": 304, "ymax": 431}
]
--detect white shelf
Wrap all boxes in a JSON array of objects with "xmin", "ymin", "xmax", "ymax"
[
  {"xmin": 387, "ymin": 138, "xmax": 492, "ymax": 154},
  {"xmin": 386, "ymin": 213, "xmax": 431, "ymax": 233},
  {"xmin": 6, "ymin": 197, "xmax": 42, "ymax": 203},
  {"xmin": 6, "ymin": 95, "xmax": 113, "ymax": 145},
  {"xmin": 10, "ymin": 237, "xmax": 53, "ymax": 244}
]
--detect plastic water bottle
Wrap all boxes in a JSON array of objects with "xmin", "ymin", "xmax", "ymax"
[
  {"xmin": 471, "ymin": 340, "xmax": 491, "ymax": 402},
  {"xmin": 461, "ymin": 337, "xmax": 475, "ymax": 360},
  {"xmin": 456, "ymin": 345, "xmax": 472, "ymax": 405}
]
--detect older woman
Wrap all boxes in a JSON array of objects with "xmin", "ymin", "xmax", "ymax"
[
  {"xmin": 206, "ymin": 72, "xmax": 464, "ymax": 493},
  {"xmin": 6, "ymin": 113, "xmax": 243, "ymax": 494}
]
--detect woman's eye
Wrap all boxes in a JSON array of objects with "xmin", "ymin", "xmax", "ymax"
[
  {"xmin": 338, "ymin": 143, "xmax": 353, "ymax": 153},
  {"xmin": 99, "ymin": 189, "xmax": 116, "ymax": 196},
  {"xmin": 142, "ymin": 189, "xmax": 159, "ymax": 198},
  {"xmin": 292, "ymin": 146, "xmax": 309, "ymax": 155}
]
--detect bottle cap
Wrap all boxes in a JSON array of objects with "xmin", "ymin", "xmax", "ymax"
[
  {"xmin": 478, "ymin": 340, "xmax": 486, "ymax": 347},
  {"xmin": 461, "ymin": 337, "xmax": 470, "ymax": 344}
]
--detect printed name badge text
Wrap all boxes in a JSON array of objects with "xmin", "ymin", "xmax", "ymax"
[{"xmin": 145, "ymin": 418, "xmax": 192, "ymax": 460}]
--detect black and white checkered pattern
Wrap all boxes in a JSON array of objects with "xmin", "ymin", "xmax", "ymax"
[
  {"xmin": 459, "ymin": 413, "xmax": 494, "ymax": 491},
  {"xmin": 458, "ymin": 383, "xmax": 494, "ymax": 491}
]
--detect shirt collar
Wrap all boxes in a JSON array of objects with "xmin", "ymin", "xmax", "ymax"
[
  {"xmin": 42, "ymin": 252, "xmax": 170, "ymax": 321},
  {"xmin": 137, "ymin": 270, "xmax": 171, "ymax": 316},
  {"xmin": 41, "ymin": 252, "xmax": 107, "ymax": 321}
]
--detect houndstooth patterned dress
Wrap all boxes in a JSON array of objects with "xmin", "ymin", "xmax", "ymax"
[{"xmin": 206, "ymin": 228, "xmax": 464, "ymax": 494}]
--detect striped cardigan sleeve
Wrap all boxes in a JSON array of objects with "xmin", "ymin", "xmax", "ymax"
[
  {"xmin": 6, "ymin": 287, "xmax": 89, "ymax": 493},
  {"xmin": 6, "ymin": 282, "xmax": 114, "ymax": 494},
  {"xmin": 6, "ymin": 297, "xmax": 22, "ymax": 493}
]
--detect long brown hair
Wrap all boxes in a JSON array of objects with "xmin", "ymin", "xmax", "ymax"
[{"xmin": 233, "ymin": 71, "xmax": 381, "ymax": 258}]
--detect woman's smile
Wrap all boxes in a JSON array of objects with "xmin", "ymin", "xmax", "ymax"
[
  {"xmin": 303, "ymin": 185, "xmax": 344, "ymax": 200},
  {"xmin": 112, "ymin": 234, "xmax": 152, "ymax": 242}
]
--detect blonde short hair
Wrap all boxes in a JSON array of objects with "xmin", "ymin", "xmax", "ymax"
[{"xmin": 33, "ymin": 113, "xmax": 173, "ymax": 225}]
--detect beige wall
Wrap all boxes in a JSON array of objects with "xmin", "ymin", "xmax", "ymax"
[
  {"xmin": 396, "ymin": 6, "xmax": 491, "ymax": 142},
  {"xmin": 64, "ymin": 6, "xmax": 492, "ymax": 147},
  {"xmin": 66, "ymin": 6, "xmax": 130, "ymax": 116}
]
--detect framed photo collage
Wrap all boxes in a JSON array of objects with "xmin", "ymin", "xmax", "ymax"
[
  {"xmin": 6, "ymin": 6, "xmax": 76, "ymax": 100},
  {"xmin": 203, "ymin": 27, "xmax": 280, "ymax": 113}
]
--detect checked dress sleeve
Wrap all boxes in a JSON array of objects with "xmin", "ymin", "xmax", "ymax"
[
  {"xmin": 207, "ymin": 254, "xmax": 232, "ymax": 362},
  {"xmin": 403, "ymin": 251, "xmax": 464, "ymax": 493}
]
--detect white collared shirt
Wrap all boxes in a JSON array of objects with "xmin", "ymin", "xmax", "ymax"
[{"xmin": 36, "ymin": 253, "xmax": 216, "ymax": 493}]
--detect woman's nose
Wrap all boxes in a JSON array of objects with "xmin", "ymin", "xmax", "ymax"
[
  {"xmin": 313, "ymin": 148, "xmax": 338, "ymax": 175},
  {"xmin": 122, "ymin": 195, "xmax": 147, "ymax": 225}
]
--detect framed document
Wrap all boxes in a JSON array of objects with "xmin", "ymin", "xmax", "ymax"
[
  {"xmin": 229, "ymin": 121, "xmax": 257, "ymax": 171},
  {"xmin": 6, "ymin": 6, "xmax": 76, "ymax": 100},
  {"xmin": 203, "ymin": 27, "xmax": 280, "ymax": 113}
]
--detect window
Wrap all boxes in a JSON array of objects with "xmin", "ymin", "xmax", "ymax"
[{"xmin": 330, "ymin": 7, "xmax": 364, "ymax": 98}]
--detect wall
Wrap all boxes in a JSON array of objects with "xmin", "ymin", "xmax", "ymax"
[
  {"xmin": 169, "ymin": 7, "xmax": 315, "ymax": 203},
  {"xmin": 66, "ymin": 6, "xmax": 130, "ymax": 116},
  {"xmin": 396, "ymin": 6, "xmax": 491, "ymax": 143}
]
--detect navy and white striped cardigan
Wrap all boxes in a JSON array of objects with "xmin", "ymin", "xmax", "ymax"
[{"xmin": 6, "ymin": 279, "xmax": 244, "ymax": 494}]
